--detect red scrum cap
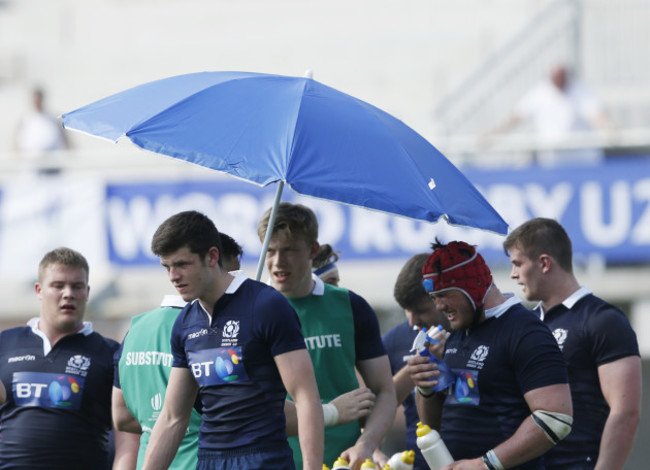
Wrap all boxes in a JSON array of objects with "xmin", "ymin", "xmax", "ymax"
[{"xmin": 422, "ymin": 241, "xmax": 493, "ymax": 311}]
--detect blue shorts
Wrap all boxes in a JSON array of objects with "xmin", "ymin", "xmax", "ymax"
[{"xmin": 196, "ymin": 443, "xmax": 295, "ymax": 470}]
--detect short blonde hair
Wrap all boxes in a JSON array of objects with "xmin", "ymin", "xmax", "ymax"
[
  {"xmin": 257, "ymin": 202, "xmax": 318, "ymax": 245},
  {"xmin": 38, "ymin": 247, "xmax": 89, "ymax": 282}
]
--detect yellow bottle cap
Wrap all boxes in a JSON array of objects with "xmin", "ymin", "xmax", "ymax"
[
  {"xmin": 382, "ymin": 465, "xmax": 393, "ymax": 470},
  {"xmin": 333, "ymin": 457, "xmax": 349, "ymax": 467},
  {"xmin": 323, "ymin": 465, "xmax": 331, "ymax": 470},
  {"xmin": 416, "ymin": 421, "xmax": 432, "ymax": 437},
  {"xmin": 360, "ymin": 459, "xmax": 376, "ymax": 469},
  {"xmin": 401, "ymin": 450, "xmax": 416, "ymax": 464}
]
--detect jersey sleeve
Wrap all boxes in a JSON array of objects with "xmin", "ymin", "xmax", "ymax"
[
  {"xmin": 350, "ymin": 290, "xmax": 386, "ymax": 361},
  {"xmin": 382, "ymin": 324, "xmax": 411, "ymax": 375},
  {"xmin": 171, "ymin": 308, "xmax": 190, "ymax": 368},
  {"xmin": 511, "ymin": 313, "xmax": 569, "ymax": 394},
  {"xmin": 113, "ymin": 339, "xmax": 125, "ymax": 388},
  {"xmin": 382, "ymin": 328, "xmax": 400, "ymax": 374},
  {"xmin": 254, "ymin": 288, "xmax": 307, "ymax": 357},
  {"xmin": 585, "ymin": 303, "xmax": 639, "ymax": 366}
]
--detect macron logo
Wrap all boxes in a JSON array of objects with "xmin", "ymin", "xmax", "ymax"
[
  {"xmin": 187, "ymin": 329, "xmax": 208, "ymax": 341},
  {"xmin": 428, "ymin": 178, "xmax": 436, "ymax": 190},
  {"xmin": 8, "ymin": 355, "xmax": 36, "ymax": 363}
]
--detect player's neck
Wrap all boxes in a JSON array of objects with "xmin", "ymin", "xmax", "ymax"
[
  {"xmin": 482, "ymin": 284, "xmax": 505, "ymax": 312},
  {"xmin": 541, "ymin": 273, "xmax": 580, "ymax": 312},
  {"xmin": 199, "ymin": 270, "xmax": 234, "ymax": 315},
  {"xmin": 285, "ymin": 276, "xmax": 315, "ymax": 299},
  {"xmin": 38, "ymin": 319, "xmax": 84, "ymax": 348}
]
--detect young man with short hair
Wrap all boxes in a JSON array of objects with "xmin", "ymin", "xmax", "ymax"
[
  {"xmin": 381, "ymin": 253, "xmax": 448, "ymax": 469},
  {"xmin": 142, "ymin": 211, "xmax": 323, "ymax": 470},
  {"xmin": 408, "ymin": 240, "xmax": 573, "ymax": 470},
  {"xmin": 112, "ymin": 232, "xmax": 245, "ymax": 470},
  {"xmin": 0, "ymin": 247, "xmax": 121, "ymax": 468},
  {"xmin": 504, "ymin": 218, "xmax": 641, "ymax": 470},
  {"xmin": 258, "ymin": 202, "xmax": 396, "ymax": 468}
]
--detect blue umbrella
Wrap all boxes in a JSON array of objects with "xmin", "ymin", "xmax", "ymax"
[{"xmin": 62, "ymin": 71, "xmax": 507, "ymax": 279}]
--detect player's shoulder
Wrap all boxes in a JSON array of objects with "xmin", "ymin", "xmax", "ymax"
[
  {"xmin": 0, "ymin": 326, "xmax": 34, "ymax": 347},
  {"xmin": 89, "ymin": 331, "xmax": 120, "ymax": 352},
  {"xmin": 235, "ymin": 277, "xmax": 286, "ymax": 303},
  {"xmin": 499, "ymin": 302, "xmax": 547, "ymax": 333},
  {"xmin": 382, "ymin": 321, "xmax": 415, "ymax": 346},
  {"xmin": 501, "ymin": 300, "xmax": 539, "ymax": 321},
  {"xmin": 0, "ymin": 325, "xmax": 31, "ymax": 338},
  {"xmin": 577, "ymin": 293, "xmax": 618, "ymax": 312},
  {"xmin": 577, "ymin": 294, "xmax": 632, "ymax": 329},
  {"xmin": 341, "ymin": 287, "xmax": 373, "ymax": 310},
  {"xmin": 383, "ymin": 321, "xmax": 412, "ymax": 339}
]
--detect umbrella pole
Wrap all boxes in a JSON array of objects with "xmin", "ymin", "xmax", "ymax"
[{"xmin": 255, "ymin": 180, "xmax": 285, "ymax": 281}]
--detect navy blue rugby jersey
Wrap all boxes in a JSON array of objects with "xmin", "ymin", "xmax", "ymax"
[
  {"xmin": 382, "ymin": 321, "xmax": 428, "ymax": 470},
  {"xmin": 537, "ymin": 290, "xmax": 639, "ymax": 469},
  {"xmin": 440, "ymin": 298, "xmax": 567, "ymax": 470},
  {"xmin": 0, "ymin": 322, "xmax": 118, "ymax": 469},
  {"xmin": 171, "ymin": 275, "xmax": 307, "ymax": 450}
]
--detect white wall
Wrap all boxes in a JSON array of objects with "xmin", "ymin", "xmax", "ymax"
[{"xmin": 0, "ymin": 0, "xmax": 548, "ymax": 154}]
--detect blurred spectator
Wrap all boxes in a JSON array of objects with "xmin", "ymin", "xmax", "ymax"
[
  {"xmin": 14, "ymin": 87, "xmax": 69, "ymax": 175},
  {"xmin": 493, "ymin": 63, "xmax": 613, "ymax": 166}
]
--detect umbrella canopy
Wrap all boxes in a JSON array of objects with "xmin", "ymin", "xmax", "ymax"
[{"xmin": 62, "ymin": 71, "xmax": 508, "ymax": 277}]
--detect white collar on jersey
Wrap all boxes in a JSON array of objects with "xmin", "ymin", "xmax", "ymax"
[
  {"xmin": 27, "ymin": 317, "xmax": 93, "ymax": 356},
  {"xmin": 561, "ymin": 286, "xmax": 592, "ymax": 308},
  {"xmin": 224, "ymin": 272, "xmax": 248, "ymax": 294},
  {"xmin": 167, "ymin": 271, "xmax": 246, "ymax": 311},
  {"xmin": 534, "ymin": 286, "xmax": 591, "ymax": 319},
  {"xmin": 27, "ymin": 317, "xmax": 93, "ymax": 336},
  {"xmin": 484, "ymin": 293, "xmax": 521, "ymax": 320},
  {"xmin": 196, "ymin": 272, "xmax": 249, "ymax": 322},
  {"xmin": 160, "ymin": 295, "xmax": 186, "ymax": 308},
  {"xmin": 311, "ymin": 273, "xmax": 325, "ymax": 296}
]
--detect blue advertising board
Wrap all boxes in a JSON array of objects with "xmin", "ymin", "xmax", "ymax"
[
  {"xmin": 105, "ymin": 158, "xmax": 650, "ymax": 267},
  {"xmin": 463, "ymin": 157, "xmax": 650, "ymax": 265}
]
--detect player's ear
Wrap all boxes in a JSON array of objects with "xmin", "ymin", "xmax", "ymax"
[
  {"xmin": 309, "ymin": 241, "xmax": 320, "ymax": 260},
  {"xmin": 539, "ymin": 254, "xmax": 552, "ymax": 273},
  {"xmin": 206, "ymin": 246, "xmax": 220, "ymax": 268}
]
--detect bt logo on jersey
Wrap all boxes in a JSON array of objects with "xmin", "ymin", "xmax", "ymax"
[
  {"xmin": 13, "ymin": 372, "xmax": 84, "ymax": 409},
  {"xmin": 187, "ymin": 347, "xmax": 248, "ymax": 386},
  {"xmin": 15, "ymin": 382, "xmax": 47, "ymax": 398},
  {"xmin": 190, "ymin": 361, "xmax": 214, "ymax": 378}
]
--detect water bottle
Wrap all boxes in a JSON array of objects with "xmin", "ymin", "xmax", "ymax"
[
  {"xmin": 415, "ymin": 422, "xmax": 454, "ymax": 470},
  {"xmin": 360, "ymin": 459, "xmax": 376, "ymax": 469},
  {"xmin": 385, "ymin": 450, "xmax": 415, "ymax": 470},
  {"xmin": 332, "ymin": 456, "xmax": 351, "ymax": 470},
  {"xmin": 411, "ymin": 326, "xmax": 455, "ymax": 392}
]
